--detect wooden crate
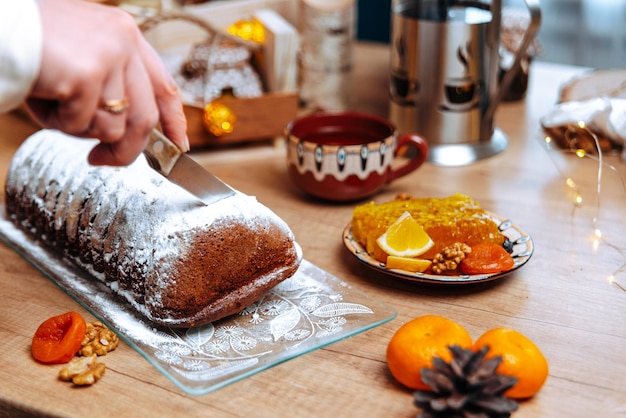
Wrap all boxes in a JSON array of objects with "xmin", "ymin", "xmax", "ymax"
[
  {"xmin": 184, "ymin": 92, "xmax": 298, "ymax": 147},
  {"xmin": 141, "ymin": 1, "xmax": 300, "ymax": 148}
]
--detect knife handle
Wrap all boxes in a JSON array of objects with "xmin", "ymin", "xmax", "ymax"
[{"xmin": 144, "ymin": 129, "xmax": 182, "ymax": 176}]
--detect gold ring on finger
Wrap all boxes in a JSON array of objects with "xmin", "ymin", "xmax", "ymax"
[{"xmin": 101, "ymin": 97, "xmax": 129, "ymax": 114}]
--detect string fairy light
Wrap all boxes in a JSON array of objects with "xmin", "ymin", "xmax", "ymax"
[
  {"xmin": 609, "ymin": 271, "xmax": 626, "ymax": 292},
  {"xmin": 543, "ymin": 120, "xmax": 626, "ymax": 293}
]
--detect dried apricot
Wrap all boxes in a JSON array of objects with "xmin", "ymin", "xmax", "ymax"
[
  {"xmin": 460, "ymin": 242, "xmax": 514, "ymax": 275},
  {"xmin": 32, "ymin": 311, "xmax": 87, "ymax": 364}
]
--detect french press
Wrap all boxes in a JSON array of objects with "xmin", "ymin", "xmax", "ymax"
[{"xmin": 389, "ymin": 0, "xmax": 541, "ymax": 165}]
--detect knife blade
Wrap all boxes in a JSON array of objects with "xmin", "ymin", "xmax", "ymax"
[{"xmin": 143, "ymin": 129, "xmax": 235, "ymax": 205}]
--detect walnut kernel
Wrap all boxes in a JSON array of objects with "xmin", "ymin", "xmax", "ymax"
[
  {"xmin": 431, "ymin": 242, "xmax": 472, "ymax": 274},
  {"xmin": 59, "ymin": 355, "xmax": 106, "ymax": 386},
  {"xmin": 79, "ymin": 321, "xmax": 119, "ymax": 356}
]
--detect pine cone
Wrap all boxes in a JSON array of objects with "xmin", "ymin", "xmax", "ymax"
[{"xmin": 414, "ymin": 345, "xmax": 519, "ymax": 418}]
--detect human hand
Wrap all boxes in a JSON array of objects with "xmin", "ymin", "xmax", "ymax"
[{"xmin": 26, "ymin": 0, "xmax": 188, "ymax": 166}]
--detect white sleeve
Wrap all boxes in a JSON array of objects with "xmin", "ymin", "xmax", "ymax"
[{"xmin": 0, "ymin": 0, "xmax": 43, "ymax": 113}]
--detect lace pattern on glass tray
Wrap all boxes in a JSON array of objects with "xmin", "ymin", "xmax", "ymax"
[{"xmin": 0, "ymin": 211, "xmax": 396, "ymax": 395}]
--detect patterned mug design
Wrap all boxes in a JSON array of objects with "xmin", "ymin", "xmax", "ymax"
[{"xmin": 286, "ymin": 112, "xmax": 428, "ymax": 202}]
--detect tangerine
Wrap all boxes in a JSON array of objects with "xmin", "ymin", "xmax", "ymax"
[
  {"xmin": 473, "ymin": 327, "xmax": 549, "ymax": 399},
  {"xmin": 386, "ymin": 315, "xmax": 472, "ymax": 390}
]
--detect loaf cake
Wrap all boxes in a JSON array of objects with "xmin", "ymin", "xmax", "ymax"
[{"xmin": 5, "ymin": 130, "xmax": 301, "ymax": 328}]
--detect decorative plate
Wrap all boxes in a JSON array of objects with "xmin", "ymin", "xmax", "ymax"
[
  {"xmin": 0, "ymin": 211, "xmax": 396, "ymax": 395},
  {"xmin": 343, "ymin": 212, "xmax": 533, "ymax": 284}
]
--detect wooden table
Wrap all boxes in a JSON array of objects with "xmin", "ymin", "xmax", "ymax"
[{"xmin": 2, "ymin": 43, "xmax": 626, "ymax": 417}]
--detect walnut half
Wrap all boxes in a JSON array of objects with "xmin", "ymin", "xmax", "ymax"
[
  {"xmin": 431, "ymin": 242, "xmax": 472, "ymax": 275},
  {"xmin": 59, "ymin": 355, "xmax": 106, "ymax": 386},
  {"xmin": 79, "ymin": 321, "xmax": 119, "ymax": 356}
]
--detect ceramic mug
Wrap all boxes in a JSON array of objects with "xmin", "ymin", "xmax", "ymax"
[{"xmin": 285, "ymin": 111, "xmax": 428, "ymax": 202}]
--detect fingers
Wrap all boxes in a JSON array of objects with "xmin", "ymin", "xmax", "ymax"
[
  {"xmin": 88, "ymin": 69, "xmax": 128, "ymax": 143},
  {"xmin": 138, "ymin": 36, "xmax": 189, "ymax": 153},
  {"xmin": 29, "ymin": 62, "xmax": 131, "ymax": 151},
  {"xmin": 88, "ymin": 53, "xmax": 158, "ymax": 166},
  {"xmin": 56, "ymin": 84, "xmax": 100, "ymax": 135},
  {"xmin": 53, "ymin": 29, "xmax": 185, "ymax": 167},
  {"xmin": 30, "ymin": 0, "xmax": 188, "ymax": 166},
  {"xmin": 27, "ymin": 66, "xmax": 102, "ymax": 135}
]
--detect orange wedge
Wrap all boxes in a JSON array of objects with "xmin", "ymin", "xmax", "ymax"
[
  {"xmin": 376, "ymin": 211, "xmax": 434, "ymax": 257},
  {"xmin": 386, "ymin": 256, "xmax": 431, "ymax": 273}
]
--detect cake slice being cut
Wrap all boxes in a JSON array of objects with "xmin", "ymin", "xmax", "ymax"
[{"xmin": 5, "ymin": 130, "xmax": 302, "ymax": 328}]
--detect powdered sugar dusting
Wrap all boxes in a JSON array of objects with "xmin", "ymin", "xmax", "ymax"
[{"xmin": 5, "ymin": 130, "xmax": 299, "ymax": 327}]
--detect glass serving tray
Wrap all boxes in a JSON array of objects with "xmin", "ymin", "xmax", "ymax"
[{"xmin": 0, "ymin": 210, "xmax": 396, "ymax": 396}]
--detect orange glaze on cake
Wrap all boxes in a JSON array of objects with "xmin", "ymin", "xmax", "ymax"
[{"xmin": 351, "ymin": 194, "xmax": 505, "ymax": 262}]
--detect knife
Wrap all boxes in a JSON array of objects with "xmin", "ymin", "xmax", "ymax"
[{"xmin": 143, "ymin": 129, "xmax": 235, "ymax": 205}]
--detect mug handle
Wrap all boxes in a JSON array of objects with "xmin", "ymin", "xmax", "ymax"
[{"xmin": 387, "ymin": 133, "xmax": 429, "ymax": 183}]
